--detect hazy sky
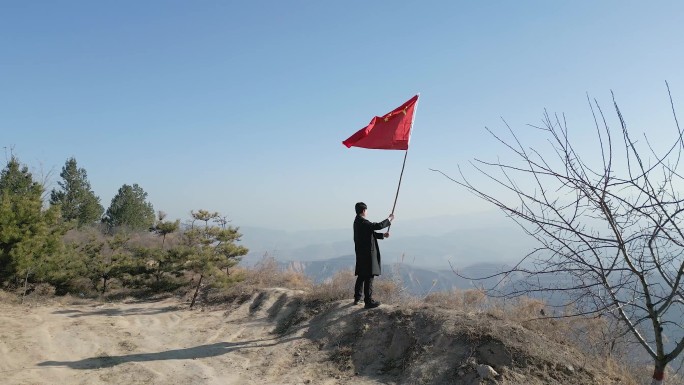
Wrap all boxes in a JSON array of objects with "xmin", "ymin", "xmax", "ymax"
[{"xmin": 3, "ymin": 1, "xmax": 684, "ymax": 231}]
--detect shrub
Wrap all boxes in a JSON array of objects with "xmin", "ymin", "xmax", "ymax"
[
  {"xmin": 424, "ymin": 288, "xmax": 489, "ymax": 311},
  {"xmin": 308, "ymin": 269, "xmax": 354, "ymax": 303},
  {"xmin": 374, "ymin": 276, "xmax": 405, "ymax": 305},
  {"xmin": 31, "ymin": 283, "xmax": 56, "ymax": 297},
  {"xmin": 65, "ymin": 277, "xmax": 99, "ymax": 298},
  {"xmin": 0, "ymin": 289, "xmax": 19, "ymax": 304},
  {"xmin": 244, "ymin": 257, "xmax": 312, "ymax": 290}
]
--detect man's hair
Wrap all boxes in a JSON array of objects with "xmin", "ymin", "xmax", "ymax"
[{"xmin": 355, "ymin": 202, "xmax": 367, "ymax": 215}]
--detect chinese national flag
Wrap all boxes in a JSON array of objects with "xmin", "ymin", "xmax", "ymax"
[{"xmin": 342, "ymin": 95, "xmax": 418, "ymax": 150}]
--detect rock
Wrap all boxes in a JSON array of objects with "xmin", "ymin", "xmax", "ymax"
[{"xmin": 477, "ymin": 364, "xmax": 499, "ymax": 379}]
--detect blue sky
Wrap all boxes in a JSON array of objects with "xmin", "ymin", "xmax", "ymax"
[{"xmin": 2, "ymin": 1, "xmax": 684, "ymax": 231}]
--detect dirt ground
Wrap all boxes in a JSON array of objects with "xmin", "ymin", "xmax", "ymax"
[
  {"xmin": 0, "ymin": 289, "xmax": 379, "ymax": 385},
  {"xmin": 0, "ymin": 288, "xmax": 630, "ymax": 385}
]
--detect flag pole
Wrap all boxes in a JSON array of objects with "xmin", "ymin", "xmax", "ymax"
[
  {"xmin": 388, "ymin": 93, "xmax": 420, "ymax": 230},
  {"xmin": 390, "ymin": 150, "xmax": 408, "ymax": 216}
]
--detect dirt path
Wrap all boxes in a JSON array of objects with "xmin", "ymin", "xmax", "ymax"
[{"xmin": 0, "ymin": 290, "xmax": 377, "ymax": 385}]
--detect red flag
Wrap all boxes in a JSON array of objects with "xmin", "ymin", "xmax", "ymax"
[{"xmin": 342, "ymin": 95, "xmax": 418, "ymax": 150}]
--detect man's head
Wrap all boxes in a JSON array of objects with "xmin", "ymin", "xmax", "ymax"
[{"xmin": 355, "ymin": 202, "xmax": 367, "ymax": 216}]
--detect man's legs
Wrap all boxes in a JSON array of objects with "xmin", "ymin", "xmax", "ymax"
[
  {"xmin": 354, "ymin": 275, "xmax": 365, "ymax": 304},
  {"xmin": 363, "ymin": 276, "xmax": 381, "ymax": 308},
  {"xmin": 355, "ymin": 275, "xmax": 379, "ymax": 308},
  {"xmin": 363, "ymin": 276, "xmax": 374, "ymax": 304}
]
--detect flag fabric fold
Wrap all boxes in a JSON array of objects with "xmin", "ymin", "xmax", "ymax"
[{"xmin": 342, "ymin": 95, "xmax": 419, "ymax": 150}]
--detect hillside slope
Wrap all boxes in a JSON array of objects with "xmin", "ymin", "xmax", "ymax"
[{"xmin": 1, "ymin": 289, "xmax": 628, "ymax": 385}]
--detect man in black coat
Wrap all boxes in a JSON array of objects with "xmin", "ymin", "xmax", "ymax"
[{"xmin": 353, "ymin": 202, "xmax": 393, "ymax": 309}]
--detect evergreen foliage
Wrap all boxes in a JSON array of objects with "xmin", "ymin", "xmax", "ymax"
[
  {"xmin": 78, "ymin": 233, "xmax": 133, "ymax": 294},
  {"xmin": 103, "ymin": 183, "xmax": 155, "ymax": 231},
  {"xmin": 152, "ymin": 211, "xmax": 180, "ymax": 249},
  {"xmin": 185, "ymin": 209, "xmax": 249, "ymax": 308},
  {"xmin": 50, "ymin": 157, "xmax": 104, "ymax": 227},
  {"xmin": 0, "ymin": 155, "xmax": 249, "ymax": 307},
  {"xmin": 146, "ymin": 211, "xmax": 182, "ymax": 283},
  {"xmin": 0, "ymin": 157, "xmax": 65, "ymax": 286}
]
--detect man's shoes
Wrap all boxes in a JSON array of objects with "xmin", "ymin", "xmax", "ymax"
[
  {"xmin": 364, "ymin": 300, "xmax": 380, "ymax": 309},
  {"xmin": 353, "ymin": 299, "xmax": 362, "ymax": 305}
]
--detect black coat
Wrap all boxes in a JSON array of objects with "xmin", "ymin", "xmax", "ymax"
[{"xmin": 354, "ymin": 215, "xmax": 391, "ymax": 276}]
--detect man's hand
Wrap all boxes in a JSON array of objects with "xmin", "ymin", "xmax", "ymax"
[
  {"xmin": 388, "ymin": 214, "xmax": 395, "ymax": 222},
  {"xmin": 384, "ymin": 232, "xmax": 390, "ymax": 238}
]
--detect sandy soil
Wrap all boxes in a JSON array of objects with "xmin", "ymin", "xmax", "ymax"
[
  {"xmin": 0, "ymin": 288, "xmax": 630, "ymax": 385},
  {"xmin": 0, "ymin": 289, "xmax": 377, "ymax": 385}
]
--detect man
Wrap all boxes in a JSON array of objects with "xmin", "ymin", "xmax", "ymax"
[{"xmin": 353, "ymin": 202, "xmax": 393, "ymax": 309}]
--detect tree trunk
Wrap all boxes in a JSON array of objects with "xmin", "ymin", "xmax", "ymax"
[
  {"xmin": 21, "ymin": 269, "xmax": 30, "ymax": 304},
  {"xmin": 156, "ymin": 261, "xmax": 163, "ymax": 282},
  {"xmin": 102, "ymin": 276, "xmax": 108, "ymax": 295},
  {"xmin": 190, "ymin": 274, "xmax": 203, "ymax": 309},
  {"xmin": 651, "ymin": 361, "xmax": 666, "ymax": 385}
]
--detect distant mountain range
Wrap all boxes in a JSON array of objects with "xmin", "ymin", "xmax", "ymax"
[
  {"xmin": 282, "ymin": 255, "xmax": 521, "ymax": 296},
  {"xmin": 236, "ymin": 213, "xmax": 537, "ymax": 296},
  {"xmin": 238, "ymin": 212, "xmax": 537, "ymax": 270}
]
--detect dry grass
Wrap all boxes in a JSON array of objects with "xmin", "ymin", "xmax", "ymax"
[
  {"xmin": 304, "ymin": 269, "xmax": 406, "ymax": 305},
  {"xmin": 31, "ymin": 283, "xmax": 57, "ymax": 296},
  {"xmin": 242, "ymin": 257, "xmax": 312, "ymax": 290},
  {"xmin": 423, "ymin": 288, "xmax": 490, "ymax": 312},
  {"xmin": 203, "ymin": 257, "xmax": 312, "ymax": 306},
  {"xmin": 307, "ymin": 269, "xmax": 354, "ymax": 303},
  {"xmin": 482, "ymin": 297, "xmax": 654, "ymax": 385},
  {"xmin": 0, "ymin": 289, "xmax": 19, "ymax": 304},
  {"xmin": 374, "ymin": 276, "xmax": 406, "ymax": 305},
  {"xmin": 401, "ymin": 290, "xmax": 663, "ymax": 384}
]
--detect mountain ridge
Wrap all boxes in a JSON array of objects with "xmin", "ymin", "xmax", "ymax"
[{"xmin": 239, "ymin": 213, "xmax": 536, "ymax": 269}]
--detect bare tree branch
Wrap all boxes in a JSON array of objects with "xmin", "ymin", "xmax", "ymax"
[{"xmin": 437, "ymin": 84, "xmax": 684, "ymax": 384}]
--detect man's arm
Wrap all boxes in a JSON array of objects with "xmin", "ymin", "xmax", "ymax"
[{"xmin": 362, "ymin": 214, "xmax": 394, "ymax": 231}]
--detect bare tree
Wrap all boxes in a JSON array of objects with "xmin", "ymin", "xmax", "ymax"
[{"xmin": 434, "ymin": 83, "xmax": 684, "ymax": 385}]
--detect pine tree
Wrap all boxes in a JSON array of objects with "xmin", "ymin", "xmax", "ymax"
[
  {"xmin": 0, "ymin": 157, "xmax": 65, "ymax": 286},
  {"xmin": 184, "ymin": 209, "xmax": 248, "ymax": 308},
  {"xmin": 152, "ymin": 211, "xmax": 180, "ymax": 249},
  {"xmin": 147, "ymin": 211, "xmax": 182, "ymax": 283},
  {"xmin": 79, "ymin": 232, "xmax": 132, "ymax": 294},
  {"xmin": 50, "ymin": 157, "xmax": 104, "ymax": 227},
  {"xmin": 103, "ymin": 183, "xmax": 155, "ymax": 231},
  {"xmin": 0, "ymin": 156, "xmax": 40, "ymax": 196}
]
